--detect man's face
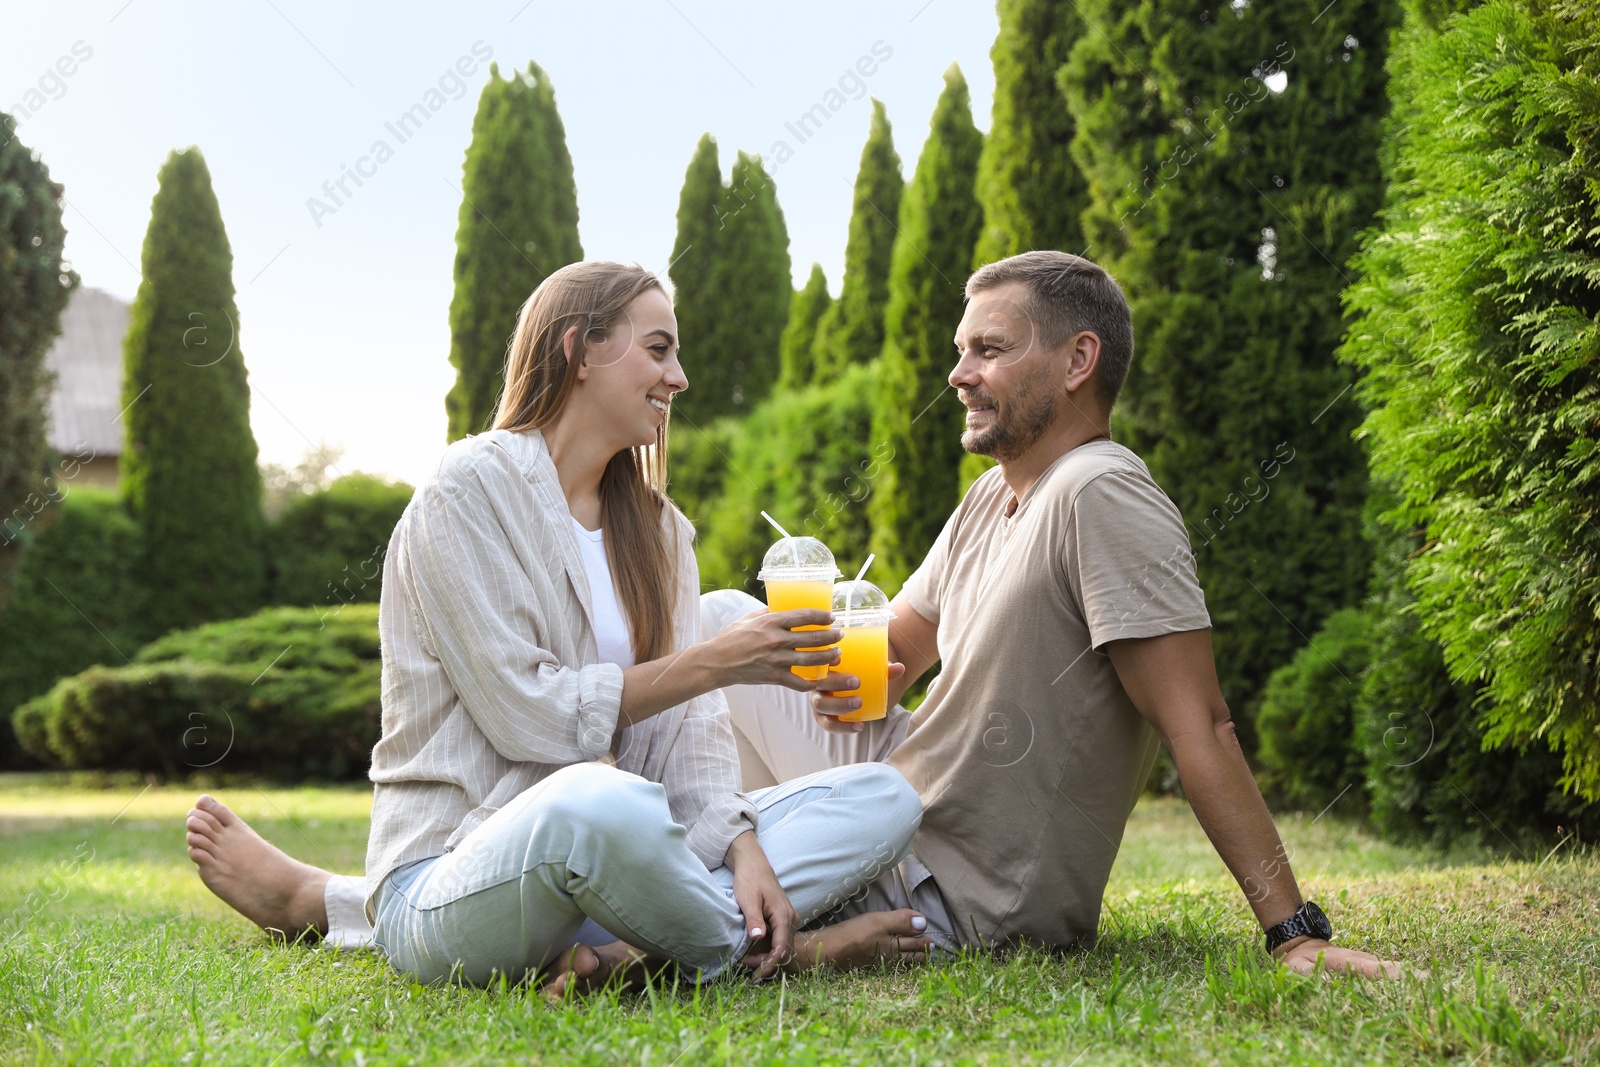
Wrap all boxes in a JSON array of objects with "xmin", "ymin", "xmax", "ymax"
[{"xmin": 950, "ymin": 282, "xmax": 1060, "ymax": 462}]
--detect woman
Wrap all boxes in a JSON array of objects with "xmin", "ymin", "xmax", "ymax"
[{"xmin": 189, "ymin": 261, "xmax": 929, "ymax": 987}]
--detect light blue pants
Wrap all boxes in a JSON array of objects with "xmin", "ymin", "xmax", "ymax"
[{"xmin": 370, "ymin": 760, "xmax": 920, "ymax": 984}]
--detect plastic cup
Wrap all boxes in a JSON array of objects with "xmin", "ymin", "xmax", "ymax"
[
  {"xmin": 829, "ymin": 579, "xmax": 895, "ymax": 722},
  {"xmin": 757, "ymin": 536, "xmax": 842, "ymax": 681}
]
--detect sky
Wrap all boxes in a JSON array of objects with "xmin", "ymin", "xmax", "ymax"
[{"xmin": 3, "ymin": 0, "xmax": 1000, "ymax": 486}]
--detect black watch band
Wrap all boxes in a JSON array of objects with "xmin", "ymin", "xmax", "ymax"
[{"xmin": 1264, "ymin": 901, "xmax": 1332, "ymax": 954}]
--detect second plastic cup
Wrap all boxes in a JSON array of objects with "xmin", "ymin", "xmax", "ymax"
[
  {"xmin": 757, "ymin": 536, "xmax": 842, "ymax": 681},
  {"xmin": 829, "ymin": 579, "xmax": 895, "ymax": 722}
]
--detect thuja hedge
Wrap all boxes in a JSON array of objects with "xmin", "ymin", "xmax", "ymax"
[
  {"xmin": 1256, "ymin": 531, "xmax": 1600, "ymax": 849},
  {"xmin": 696, "ymin": 360, "xmax": 884, "ymax": 595}
]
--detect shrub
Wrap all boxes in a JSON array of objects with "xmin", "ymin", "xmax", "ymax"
[
  {"xmin": 1251, "ymin": 502, "xmax": 1598, "ymax": 848},
  {"xmin": 1355, "ymin": 534, "xmax": 1600, "ymax": 850},
  {"xmin": 1340, "ymin": 0, "xmax": 1600, "ymax": 800},
  {"xmin": 1255, "ymin": 608, "xmax": 1373, "ymax": 812},
  {"xmin": 0, "ymin": 489, "xmax": 147, "ymax": 767},
  {"xmin": 667, "ymin": 416, "xmax": 742, "ymax": 532},
  {"xmin": 268, "ymin": 474, "xmax": 412, "ymax": 608},
  {"xmin": 697, "ymin": 361, "xmax": 884, "ymax": 595},
  {"xmin": 13, "ymin": 604, "xmax": 381, "ymax": 780}
]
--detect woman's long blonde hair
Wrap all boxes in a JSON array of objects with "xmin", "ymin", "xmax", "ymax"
[{"xmin": 493, "ymin": 261, "xmax": 678, "ymax": 664}]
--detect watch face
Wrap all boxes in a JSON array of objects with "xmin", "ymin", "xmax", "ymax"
[{"xmin": 1303, "ymin": 901, "xmax": 1332, "ymax": 939}]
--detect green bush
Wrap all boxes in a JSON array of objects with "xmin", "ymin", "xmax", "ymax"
[
  {"xmin": 697, "ymin": 361, "xmax": 884, "ymax": 595},
  {"xmin": 13, "ymin": 604, "xmax": 381, "ymax": 780},
  {"xmin": 1255, "ymin": 608, "xmax": 1374, "ymax": 813},
  {"xmin": 1250, "ymin": 494, "xmax": 1598, "ymax": 848},
  {"xmin": 667, "ymin": 415, "xmax": 742, "ymax": 532},
  {"xmin": 268, "ymin": 474, "xmax": 412, "ymax": 608},
  {"xmin": 1354, "ymin": 531, "xmax": 1600, "ymax": 850},
  {"xmin": 1340, "ymin": 0, "xmax": 1600, "ymax": 800},
  {"xmin": 0, "ymin": 489, "xmax": 148, "ymax": 768}
]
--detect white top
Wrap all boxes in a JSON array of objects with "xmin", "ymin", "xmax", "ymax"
[
  {"xmin": 365, "ymin": 428, "xmax": 755, "ymax": 921},
  {"xmin": 570, "ymin": 517, "xmax": 636, "ymax": 668}
]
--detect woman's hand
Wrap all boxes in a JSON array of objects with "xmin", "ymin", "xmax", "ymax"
[
  {"xmin": 694, "ymin": 608, "xmax": 842, "ymax": 691},
  {"xmin": 810, "ymin": 662, "xmax": 907, "ymax": 734},
  {"xmin": 723, "ymin": 831, "xmax": 797, "ymax": 980}
]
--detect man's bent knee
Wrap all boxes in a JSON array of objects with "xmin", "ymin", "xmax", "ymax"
[
  {"xmin": 863, "ymin": 763, "xmax": 922, "ymax": 839},
  {"xmin": 699, "ymin": 588, "xmax": 764, "ymax": 640},
  {"xmin": 827, "ymin": 762, "xmax": 922, "ymax": 843}
]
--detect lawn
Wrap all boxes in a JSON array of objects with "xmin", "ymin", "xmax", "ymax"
[{"xmin": 1, "ymin": 773, "xmax": 1594, "ymax": 1065}]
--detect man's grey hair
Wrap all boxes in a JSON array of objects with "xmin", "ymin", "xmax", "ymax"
[{"xmin": 965, "ymin": 251, "xmax": 1135, "ymax": 407}]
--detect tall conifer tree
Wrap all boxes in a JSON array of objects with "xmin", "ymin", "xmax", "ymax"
[
  {"xmin": 1062, "ymin": 0, "xmax": 1398, "ymax": 744},
  {"xmin": 778, "ymin": 264, "xmax": 831, "ymax": 393},
  {"xmin": 868, "ymin": 65, "xmax": 984, "ymax": 593},
  {"xmin": 121, "ymin": 147, "xmax": 265, "ymax": 636},
  {"xmin": 812, "ymin": 99, "xmax": 903, "ymax": 380},
  {"xmin": 1343, "ymin": 0, "xmax": 1600, "ymax": 800},
  {"xmin": 698, "ymin": 151, "xmax": 791, "ymax": 416},
  {"xmin": 445, "ymin": 61, "xmax": 582, "ymax": 441},
  {"xmin": 973, "ymin": 0, "xmax": 1089, "ymax": 263},
  {"xmin": 0, "ymin": 115, "xmax": 76, "ymax": 601},
  {"xmin": 667, "ymin": 133, "xmax": 724, "ymax": 427}
]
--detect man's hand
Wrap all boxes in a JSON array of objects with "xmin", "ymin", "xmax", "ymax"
[
  {"xmin": 1105, "ymin": 631, "xmax": 1425, "ymax": 983},
  {"xmin": 810, "ymin": 663, "xmax": 907, "ymax": 734},
  {"xmin": 723, "ymin": 831, "xmax": 797, "ymax": 979},
  {"xmin": 1273, "ymin": 937, "xmax": 1419, "ymax": 980}
]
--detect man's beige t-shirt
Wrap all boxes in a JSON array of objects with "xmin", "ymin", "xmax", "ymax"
[{"xmin": 890, "ymin": 439, "xmax": 1211, "ymax": 950}]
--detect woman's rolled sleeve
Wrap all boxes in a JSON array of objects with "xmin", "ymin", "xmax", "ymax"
[
  {"xmin": 402, "ymin": 471, "xmax": 623, "ymax": 764},
  {"xmin": 662, "ymin": 689, "xmax": 758, "ymax": 870}
]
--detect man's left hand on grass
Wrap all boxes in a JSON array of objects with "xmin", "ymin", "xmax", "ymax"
[{"xmin": 1274, "ymin": 938, "xmax": 1420, "ymax": 980}]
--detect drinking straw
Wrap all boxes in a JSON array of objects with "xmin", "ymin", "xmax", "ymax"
[
  {"xmin": 847, "ymin": 554, "xmax": 875, "ymax": 626},
  {"xmin": 761, "ymin": 510, "xmax": 799, "ymax": 566}
]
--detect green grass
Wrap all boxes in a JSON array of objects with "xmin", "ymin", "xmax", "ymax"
[{"xmin": 1, "ymin": 773, "xmax": 1595, "ymax": 1065}]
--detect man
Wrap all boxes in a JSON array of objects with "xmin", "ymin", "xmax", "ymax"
[
  {"xmin": 719, "ymin": 250, "xmax": 1404, "ymax": 977},
  {"xmin": 188, "ymin": 251, "xmax": 1405, "ymax": 979}
]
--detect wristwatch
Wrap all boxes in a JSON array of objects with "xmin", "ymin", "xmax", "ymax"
[{"xmin": 1264, "ymin": 901, "xmax": 1332, "ymax": 954}]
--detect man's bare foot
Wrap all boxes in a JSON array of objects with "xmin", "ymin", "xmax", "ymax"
[
  {"xmin": 540, "ymin": 941, "xmax": 667, "ymax": 1001},
  {"xmin": 185, "ymin": 794, "xmax": 330, "ymax": 940},
  {"xmin": 775, "ymin": 910, "xmax": 934, "ymax": 973}
]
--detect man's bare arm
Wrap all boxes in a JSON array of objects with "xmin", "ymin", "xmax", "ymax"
[
  {"xmin": 1105, "ymin": 628, "xmax": 1410, "ymax": 979},
  {"xmin": 885, "ymin": 594, "xmax": 939, "ymax": 709}
]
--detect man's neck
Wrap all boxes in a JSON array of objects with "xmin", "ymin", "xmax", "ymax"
[{"xmin": 998, "ymin": 418, "xmax": 1112, "ymax": 511}]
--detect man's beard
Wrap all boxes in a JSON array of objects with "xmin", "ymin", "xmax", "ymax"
[{"xmin": 960, "ymin": 368, "xmax": 1058, "ymax": 462}]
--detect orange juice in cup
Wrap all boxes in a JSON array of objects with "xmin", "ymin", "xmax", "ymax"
[
  {"xmin": 829, "ymin": 579, "xmax": 895, "ymax": 722},
  {"xmin": 757, "ymin": 536, "xmax": 842, "ymax": 681}
]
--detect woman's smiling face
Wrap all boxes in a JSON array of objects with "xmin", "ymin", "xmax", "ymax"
[{"xmin": 571, "ymin": 287, "xmax": 687, "ymax": 449}]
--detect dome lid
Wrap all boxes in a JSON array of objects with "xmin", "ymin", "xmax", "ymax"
[
  {"xmin": 757, "ymin": 536, "xmax": 840, "ymax": 581},
  {"xmin": 831, "ymin": 579, "xmax": 894, "ymax": 625}
]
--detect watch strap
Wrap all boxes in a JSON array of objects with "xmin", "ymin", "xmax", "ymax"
[{"xmin": 1264, "ymin": 901, "xmax": 1331, "ymax": 953}]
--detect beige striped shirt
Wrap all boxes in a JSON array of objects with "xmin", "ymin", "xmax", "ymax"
[{"xmin": 364, "ymin": 428, "xmax": 757, "ymax": 921}]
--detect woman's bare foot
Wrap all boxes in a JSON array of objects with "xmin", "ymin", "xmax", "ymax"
[
  {"xmin": 777, "ymin": 910, "xmax": 934, "ymax": 973},
  {"xmin": 540, "ymin": 941, "xmax": 667, "ymax": 1001},
  {"xmin": 185, "ymin": 794, "xmax": 330, "ymax": 940}
]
